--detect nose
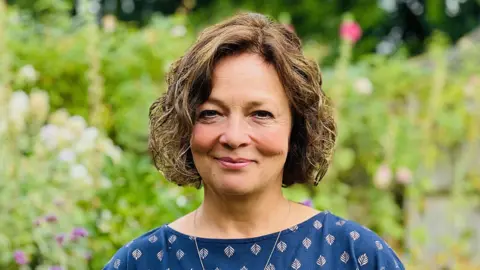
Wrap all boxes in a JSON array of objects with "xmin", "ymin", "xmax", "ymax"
[{"xmin": 218, "ymin": 115, "xmax": 251, "ymax": 149}]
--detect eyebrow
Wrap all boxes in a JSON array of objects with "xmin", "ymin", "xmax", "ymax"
[{"xmin": 204, "ymin": 96, "xmax": 269, "ymax": 111}]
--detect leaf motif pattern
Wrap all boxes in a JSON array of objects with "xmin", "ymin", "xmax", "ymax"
[
  {"xmin": 326, "ymin": 234, "xmax": 335, "ymax": 245},
  {"xmin": 340, "ymin": 251, "xmax": 350, "ymax": 263},
  {"xmin": 104, "ymin": 212, "xmax": 403, "ymax": 270},
  {"xmin": 224, "ymin": 245, "xmax": 235, "ymax": 258},
  {"xmin": 251, "ymin": 243, "xmax": 261, "ymax": 255},
  {"xmin": 316, "ymin": 255, "xmax": 326, "ymax": 266},
  {"xmin": 291, "ymin": 258, "xmax": 301, "ymax": 269},
  {"xmin": 350, "ymin": 231, "xmax": 360, "ymax": 241},
  {"xmin": 358, "ymin": 253, "xmax": 369, "ymax": 266},
  {"xmin": 132, "ymin": 249, "xmax": 142, "ymax": 260}
]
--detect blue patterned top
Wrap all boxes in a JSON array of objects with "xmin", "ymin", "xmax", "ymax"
[{"xmin": 103, "ymin": 211, "xmax": 405, "ymax": 269}]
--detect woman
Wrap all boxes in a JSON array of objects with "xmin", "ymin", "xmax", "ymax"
[{"xmin": 104, "ymin": 12, "xmax": 405, "ymax": 270}]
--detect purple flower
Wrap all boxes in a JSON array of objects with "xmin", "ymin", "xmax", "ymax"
[
  {"xmin": 45, "ymin": 214, "xmax": 58, "ymax": 223},
  {"xmin": 33, "ymin": 218, "xmax": 43, "ymax": 227},
  {"xmin": 55, "ymin": 234, "xmax": 65, "ymax": 246},
  {"xmin": 49, "ymin": 266, "xmax": 63, "ymax": 270},
  {"xmin": 14, "ymin": 250, "xmax": 28, "ymax": 265},
  {"xmin": 70, "ymin": 227, "xmax": 89, "ymax": 241},
  {"xmin": 302, "ymin": 199, "xmax": 313, "ymax": 207}
]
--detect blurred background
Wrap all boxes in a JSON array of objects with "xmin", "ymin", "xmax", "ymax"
[{"xmin": 1, "ymin": 0, "xmax": 479, "ymax": 269}]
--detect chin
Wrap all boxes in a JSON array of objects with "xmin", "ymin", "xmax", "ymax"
[{"xmin": 210, "ymin": 174, "xmax": 259, "ymax": 195}]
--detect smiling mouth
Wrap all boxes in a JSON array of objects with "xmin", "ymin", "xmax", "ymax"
[{"xmin": 215, "ymin": 157, "xmax": 253, "ymax": 169}]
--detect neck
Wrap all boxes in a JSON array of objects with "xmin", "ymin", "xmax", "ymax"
[{"xmin": 195, "ymin": 186, "xmax": 290, "ymax": 239}]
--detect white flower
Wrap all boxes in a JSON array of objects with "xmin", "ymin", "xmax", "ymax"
[
  {"xmin": 58, "ymin": 149, "xmax": 76, "ymax": 163},
  {"xmin": 9, "ymin": 90, "xmax": 30, "ymax": 117},
  {"xmin": 29, "ymin": 90, "xmax": 50, "ymax": 123},
  {"xmin": 74, "ymin": 127, "xmax": 99, "ymax": 153},
  {"xmin": 8, "ymin": 91, "xmax": 30, "ymax": 132},
  {"xmin": 18, "ymin": 64, "xmax": 38, "ymax": 82},
  {"xmin": 40, "ymin": 124, "xmax": 59, "ymax": 149},
  {"xmin": 100, "ymin": 176, "xmax": 112, "ymax": 188},
  {"xmin": 57, "ymin": 127, "xmax": 75, "ymax": 145},
  {"xmin": 373, "ymin": 163, "xmax": 392, "ymax": 189},
  {"xmin": 49, "ymin": 109, "xmax": 70, "ymax": 125},
  {"xmin": 83, "ymin": 127, "xmax": 99, "ymax": 141},
  {"xmin": 353, "ymin": 77, "xmax": 373, "ymax": 95},
  {"xmin": 176, "ymin": 196, "xmax": 188, "ymax": 207},
  {"xmin": 171, "ymin": 25, "xmax": 187, "ymax": 37},
  {"xmin": 70, "ymin": 164, "xmax": 89, "ymax": 180},
  {"xmin": 66, "ymin": 116, "xmax": 87, "ymax": 134},
  {"xmin": 104, "ymin": 141, "xmax": 122, "ymax": 163}
]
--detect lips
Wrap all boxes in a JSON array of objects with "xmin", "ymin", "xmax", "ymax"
[{"xmin": 215, "ymin": 157, "xmax": 253, "ymax": 169}]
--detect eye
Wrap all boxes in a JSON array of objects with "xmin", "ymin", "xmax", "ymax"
[
  {"xmin": 198, "ymin": 110, "xmax": 218, "ymax": 119},
  {"xmin": 252, "ymin": 110, "xmax": 274, "ymax": 119}
]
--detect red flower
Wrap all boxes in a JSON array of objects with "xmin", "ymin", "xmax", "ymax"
[{"xmin": 340, "ymin": 21, "xmax": 362, "ymax": 43}]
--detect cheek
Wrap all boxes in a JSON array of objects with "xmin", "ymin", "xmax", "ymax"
[
  {"xmin": 190, "ymin": 124, "xmax": 216, "ymax": 154},
  {"xmin": 254, "ymin": 125, "xmax": 291, "ymax": 157}
]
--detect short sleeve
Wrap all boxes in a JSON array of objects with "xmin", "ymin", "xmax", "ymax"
[
  {"xmin": 103, "ymin": 245, "xmax": 130, "ymax": 270},
  {"xmin": 352, "ymin": 227, "xmax": 406, "ymax": 270},
  {"xmin": 323, "ymin": 212, "xmax": 406, "ymax": 270}
]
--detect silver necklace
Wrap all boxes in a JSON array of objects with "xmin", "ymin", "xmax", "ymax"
[{"xmin": 193, "ymin": 201, "xmax": 291, "ymax": 270}]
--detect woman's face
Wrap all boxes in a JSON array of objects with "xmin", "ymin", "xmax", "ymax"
[{"xmin": 190, "ymin": 53, "xmax": 292, "ymax": 195}]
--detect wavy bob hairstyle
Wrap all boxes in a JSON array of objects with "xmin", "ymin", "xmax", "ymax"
[{"xmin": 149, "ymin": 12, "xmax": 336, "ymax": 188}]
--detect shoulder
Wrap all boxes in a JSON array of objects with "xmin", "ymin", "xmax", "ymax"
[
  {"xmin": 102, "ymin": 225, "xmax": 168, "ymax": 270},
  {"xmin": 313, "ymin": 211, "xmax": 405, "ymax": 269}
]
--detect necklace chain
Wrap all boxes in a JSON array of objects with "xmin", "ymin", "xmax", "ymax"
[{"xmin": 193, "ymin": 201, "xmax": 291, "ymax": 270}]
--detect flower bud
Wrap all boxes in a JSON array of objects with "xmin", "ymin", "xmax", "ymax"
[
  {"xmin": 396, "ymin": 167, "xmax": 413, "ymax": 185},
  {"xmin": 373, "ymin": 163, "xmax": 392, "ymax": 189}
]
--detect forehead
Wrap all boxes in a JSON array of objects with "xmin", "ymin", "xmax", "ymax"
[{"xmin": 209, "ymin": 53, "xmax": 288, "ymax": 105}]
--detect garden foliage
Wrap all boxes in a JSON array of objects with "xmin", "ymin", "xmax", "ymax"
[{"xmin": 1, "ymin": 4, "xmax": 479, "ymax": 269}]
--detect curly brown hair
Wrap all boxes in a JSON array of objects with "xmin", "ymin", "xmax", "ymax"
[{"xmin": 148, "ymin": 12, "xmax": 336, "ymax": 188}]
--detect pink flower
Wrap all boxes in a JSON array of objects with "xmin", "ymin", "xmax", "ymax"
[
  {"xmin": 283, "ymin": 23, "xmax": 295, "ymax": 33},
  {"xmin": 55, "ymin": 234, "xmax": 66, "ymax": 246},
  {"xmin": 45, "ymin": 214, "xmax": 58, "ymax": 223},
  {"xmin": 396, "ymin": 167, "xmax": 413, "ymax": 185},
  {"xmin": 14, "ymin": 250, "xmax": 28, "ymax": 265},
  {"xmin": 70, "ymin": 227, "xmax": 89, "ymax": 241},
  {"xmin": 340, "ymin": 20, "xmax": 362, "ymax": 43},
  {"xmin": 373, "ymin": 163, "xmax": 392, "ymax": 189}
]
